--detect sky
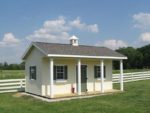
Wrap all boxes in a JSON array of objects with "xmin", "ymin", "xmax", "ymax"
[{"xmin": 0, "ymin": 0, "xmax": 150, "ymax": 63}]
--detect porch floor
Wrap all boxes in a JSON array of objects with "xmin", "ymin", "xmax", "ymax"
[
  {"xmin": 53, "ymin": 89, "xmax": 122, "ymax": 99},
  {"xmin": 23, "ymin": 89, "xmax": 123, "ymax": 102}
]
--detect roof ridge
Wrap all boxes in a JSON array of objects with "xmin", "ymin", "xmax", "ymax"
[
  {"xmin": 33, "ymin": 41, "xmax": 106, "ymax": 48},
  {"xmin": 33, "ymin": 41, "xmax": 69, "ymax": 46}
]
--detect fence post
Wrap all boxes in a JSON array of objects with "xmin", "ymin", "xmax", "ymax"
[
  {"xmin": 20, "ymin": 80, "xmax": 23, "ymax": 88},
  {"xmin": 131, "ymin": 72, "xmax": 134, "ymax": 81}
]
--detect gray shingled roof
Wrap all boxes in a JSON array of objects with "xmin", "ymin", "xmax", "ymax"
[{"xmin": 32, "ymin": 42, "xmax": 126, "ymax": 58}]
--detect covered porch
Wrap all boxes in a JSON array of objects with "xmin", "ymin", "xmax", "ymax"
[{"xmin": 46, "ymin": 57, "xmax": 124, "ymax": 98}]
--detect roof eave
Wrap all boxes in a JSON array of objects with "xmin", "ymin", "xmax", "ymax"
[
  {"xmin": 47, "ymin": 54, "xmax": 128, "ymax": 60},
  {"xmin": 22, "ymin": 43, "xmax": 33, "ymax": 60}
]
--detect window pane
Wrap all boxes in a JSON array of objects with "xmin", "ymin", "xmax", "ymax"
[
  {"xmin": 57, "ymin": 66, "xmax": 64, "ymax": 72},
  {"xmin": 95, "ymin": 66, "xmax": 106, "ymax": 78},
  {"xmin": 96, "ymin": 66, "xmax": 101, "ymax": 78},
  {"xmin": 56, "ymin": 66, "xmax": 65, "ymax": 79},
  {"xmin": 57, "ymin": 73, "xmax": 64, "ymax": 79},
  {"xmin": 55, "ymin": 65, "xmax": 68, "ymax": 80},
  {"xmin": 30, "ymin": 66, "xmax": 36, "ymax": 80},
  {"xmin": 97, "ymin": 72, "xmax": 101, "ymax": 78}
]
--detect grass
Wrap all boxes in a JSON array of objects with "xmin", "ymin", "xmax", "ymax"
[
  {"xmin": 0, "ymin": 70, "xmax": 25, "ymax": 79},
  {"xmin": 0, "ymin": 80, "xmax": 149, "ymax": 113}
]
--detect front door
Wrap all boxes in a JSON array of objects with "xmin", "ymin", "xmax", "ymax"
[{"xmin": 81, "ymin": 65, "xmax": 87, "ymax": 92}]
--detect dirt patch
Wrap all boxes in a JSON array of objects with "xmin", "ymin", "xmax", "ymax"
[{"xmin": 12, "ymin": 92, "xmax": 25, "ymax": 98}]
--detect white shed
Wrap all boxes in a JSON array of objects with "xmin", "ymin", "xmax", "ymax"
[{"xmin": 22, "ymin": 37, "xmax": 127, "ymax": 98}]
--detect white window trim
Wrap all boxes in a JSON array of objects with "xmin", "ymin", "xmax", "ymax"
[
  {"xmin": 55, "ymin": 65, "xmax": 67, "ymax": 81},
  {"xmin": 95, "ymin": 65, "xmax": 106, "ymax": 80},
  {"xmin": 30, "ymin": 79, "xmax": 36, "ymax": 81},
  {"xmin": 29, "ymin": 66, "xmax": 36, "ymax": 80},
  {"xmin": 95, "ymin": 77, "xmax": 106, "ymax": 81},
  {"xmin": 55, "ymin": 79, "xmax": 67, "ymax": 83}
]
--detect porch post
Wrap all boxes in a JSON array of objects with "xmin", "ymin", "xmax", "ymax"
[
  {"xmin": 77, "ymin": 59, "xmax": 81, "ymax": 95},
  {"xmin": 100, "ymin": 59, "xmax": 104, "ymax": 93},
  {"xmin": 50, "ymin": 58, "xmax": 54, "ymax": 98},
  {"xmin": 120, "ymin": 60, "xmax": 124, "ymax": 91}
]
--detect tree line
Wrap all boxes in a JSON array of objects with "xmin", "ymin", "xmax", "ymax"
[
  {"xmin": 114, "ymin": 44, "xmax": 150, "ymax": 69},
  {"xmin": 0, "ymin": 62, "xmax": 25, "ymax": 70}
]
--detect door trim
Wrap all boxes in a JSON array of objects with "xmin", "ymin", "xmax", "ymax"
[{"xmin": 76, "ymin": 65, "xmax": 87, "ymax": 93}]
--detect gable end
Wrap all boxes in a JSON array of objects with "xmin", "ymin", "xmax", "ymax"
[{"xmin": 22, "ymin": 43, "xmax": 47, "ymax": 60}]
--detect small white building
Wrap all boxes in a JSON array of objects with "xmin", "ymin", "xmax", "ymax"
[{"xmin": 22, "ymin": 36, "xmax": 127, "ymax": 98}]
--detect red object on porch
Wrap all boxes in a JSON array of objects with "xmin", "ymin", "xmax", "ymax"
[{"xmin": 71, "ymin": 85, "xmax": 75, "ymax": 93}]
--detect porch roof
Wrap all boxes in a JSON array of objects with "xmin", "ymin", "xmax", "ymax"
[{"xmin": 22, "ymin": 42, "xmax": 127, "ymax": 60}]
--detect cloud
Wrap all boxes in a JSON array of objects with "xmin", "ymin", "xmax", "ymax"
[
  {"xmin": 95, "ymin": 39, "xmax": 127, "ymax": 50},
  {"xmin": 27, "ymin": 17, "xmax": 70, "ymax": 43},
  {"xmin": 139, "ymin": 32, "xmax": 150, "ymax": 42},
  {"xmin": 0, "ymin": 33, "xmax": 24, "ymax": 63},
  {"xmin": 0, "ymin": 16, "xmax": 99, "ymax": 63},
  {"xmin": 133, "ymin": 12, "xmax": 150, "ymax": 29},
  {"xmin": 69, "ymin": 17, "xmax": 99, "ymax": 32},
  {"xmin": 26, "ymin": 16, "xmax": 99, "ymax": 43},
  {"xmin": 0, "ymin": 33, "xmax": 20, "ymax": 47}
]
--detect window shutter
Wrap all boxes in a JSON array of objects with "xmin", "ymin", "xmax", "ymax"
[
  {"xmin": 29, "ymin": 67, "xmax": 31, "ymax": 79},
  {"xmin": 94, "ymin": 65, "xmax": 97, "ymax": 78},
  {"xmin": 54, "ymin": 65, "xmax": 56, "ymax": 80},
  {"xmin": 64, "ymin": 65, "xmax": 68, "ymax": 79},
  {"xmin": 104, "ymin": 66, "xmax": 106, "ymax": 78},
  {"xmin": 99, "ymin": 66, "xmax": 101, "ymax": 78},
  {"xmin": 33, "ymin": 66, "xmax": 36, "ymax": 80}
]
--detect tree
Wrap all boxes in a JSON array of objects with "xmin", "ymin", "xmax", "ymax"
[
  {"xmin": 0, "ymin": 63, "xmax": 3, "ymax": 70},
  {"xmin": 0, "ymin": 62, "xmax": 25, "ymax": 70},
  {"xmin": 115, "ymin": 47, "xmax": 143, "ymax": 69},
  {"xmin": 137, "ymin": 44, "xmax": 150, "ymax": 68},
  {"xmin": 3, "ymin": 62, "xmax": 8, "ymax": 70},
  {"xmin": 19, "ymin": 62, "xmax": 25, "ymax": 70}
]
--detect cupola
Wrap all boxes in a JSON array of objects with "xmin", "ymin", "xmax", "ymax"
[{"xmin": 69, "ymin": 35, "xmax": 78, "ymax": 46}]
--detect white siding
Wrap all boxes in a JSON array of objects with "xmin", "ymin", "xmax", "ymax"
[
  {"xmin": 25, "ymin": 48, "xmax": 113, "ymax": 97},
  {"xmin": 41, "ymin": 58, "xmax": 113, "ymax": 96},
  {"xmin": 41, "ymin": 59, "xmax": 77, "ymax": 95},
  {"xmin": 81, "ymin": 59, "xmax": 112, "ymax": 92},
  {"xmin": 25, "ymin": 47, "xmax": 44, "ymax": 95}
]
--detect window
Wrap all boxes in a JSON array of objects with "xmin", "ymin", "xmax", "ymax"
[
  {"xmin": 30, "ymin": 66, "xmax": 36, "ymax": 80},
  {"xmin": 54, "ymin": 65, "xmax": 68, "ymax": 80},
  {"xmin": 94, "ymin": 66, "xmax": 106, "ymax": 79},
  {"xmin": 74, "ymin": 40, "xmax": 76, "ymax": 44}
]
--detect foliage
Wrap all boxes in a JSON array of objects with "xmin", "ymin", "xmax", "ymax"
[
  {"xmin": 114, "ymin": 44, "xmax": 150, "ymax": 69},
  {"xmin": 0, "ymin": 62, "xmax": 25, "ymax": 70},
  {"xmin": 0, "ymin": 80, "xmax": 149, "ymax": 113},
  {"xmin": 137, "ymin": 44, "xmax": 150, "ymax": 68}
]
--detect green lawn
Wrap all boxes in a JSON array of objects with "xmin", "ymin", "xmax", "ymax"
[
  {"xmin": 0, "ymin": 80, "xmax": 149, "ymax": 113},
  {"xmin": 0, "ymin": 70, "xmax": 25, "ymax": 79}
]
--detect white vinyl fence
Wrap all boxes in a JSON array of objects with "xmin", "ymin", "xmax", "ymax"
[
  {"xmin": 0, "ymin": 79, "xmax": 25, "ymax": 93},
  {"xmin": 113, "ymin": 71, "xmax": 150, "ymax": 83},
  {"xmin": 0, "ymin": 71, "xmax": 150, "ymax": 93}
]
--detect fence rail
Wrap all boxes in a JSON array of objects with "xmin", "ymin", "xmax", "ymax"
[
  {"xmin": 112, "ymin": 71, "xmax": 150, "ymax": 83},
  {"xmin": 0, "ymin": 79, "xmax": 25, "ymax": 93},
  {"xmin": 0, "ymin": 71, "xmax": 150, "ymax": 93}
]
